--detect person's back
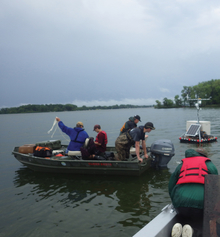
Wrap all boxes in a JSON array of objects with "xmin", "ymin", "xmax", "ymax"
[
  {"xmin": 120, "ymin": 115, "xmax": 141, "ymax": 134},
  {"xmin": 169, "ymin": 148, "xmax": 218, "ymax": 237},
  {"xmin": 129, "ymin": 126, "xmax": 145, "ymax": 142},
  {"xmin": 67, "ymin": 126, "xmax": 89, "ymax": 151},
  {"xmin": 169, "ymin": 148, "xmax": 218, "ymax": 218},
  {"xmin": 56, "ymin": 117, "xmax": 89, "ymax": 151}
]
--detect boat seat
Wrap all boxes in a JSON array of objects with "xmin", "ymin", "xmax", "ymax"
[
  {"xmin": 130, "ymin": 147, "xmax": 136, "ymax": 155},
  {"xmin": 67, "ymin": 138, "xmax": 90, "ymax": 156},
  {"xmin": 84, "ymin": 138, "xmax": 89, "ymax": 147},
  {"xmin": 68, "ymin": 150, "xmax": 81, "ymax": 156}
]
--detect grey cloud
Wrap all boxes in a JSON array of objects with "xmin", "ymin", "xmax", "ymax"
[{"xmin": 1, "ymin": 0, "xmax": 220, "ymax": 107}]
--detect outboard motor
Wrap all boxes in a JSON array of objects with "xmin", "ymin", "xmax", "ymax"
[{"xmin": 150, "ymin": 139, "xmax": 175, "ymax": 168}]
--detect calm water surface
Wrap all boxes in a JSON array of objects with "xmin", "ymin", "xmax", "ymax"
[{"xmin": 0, "ymin": 107, "xmax": 220, "ymax": 237}]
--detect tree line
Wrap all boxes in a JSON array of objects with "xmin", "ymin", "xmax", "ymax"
[
  {"xmin": 155, "ymin": 79, "xmax": 220, "ymax": 108},
  {"xmin": 1, "ymin": 79, "xmax": 219, "ymax": 114},
  {"xmin": 0, "ymin": 103, "xmax": 153, "ymax": 114}
]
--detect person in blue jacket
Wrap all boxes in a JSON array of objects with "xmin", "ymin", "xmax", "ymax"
[{"xmin": 56, "ymin": 117, "xmax": 89, "ymax": 152}]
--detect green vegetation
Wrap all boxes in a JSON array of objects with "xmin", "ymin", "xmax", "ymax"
[
  {"xmin": 155, "ymin": 79, "xmax": 220, "ymax": 108},
  {"xmin": 1, "ymin": 79, "xmax": 219, "ymax": 114},
  {"xmin": 0, "ymin": 103, "xmax": 152, "ymax": 114}
]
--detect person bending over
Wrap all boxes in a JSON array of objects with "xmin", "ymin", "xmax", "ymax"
[{"xmin": 115, "ymin": 122, "xmax": 155, "ymax": 162}]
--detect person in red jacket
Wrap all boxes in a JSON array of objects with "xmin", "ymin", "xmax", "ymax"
[
  {"xmin": 93, "ymin": 124, "xmax": 108, "ymax": 156},
  {"xmin": 170, "ymin": 148, "xmax": 218, "ymax": 237}
]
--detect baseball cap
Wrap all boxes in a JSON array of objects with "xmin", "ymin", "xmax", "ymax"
[
  {"xmin": 144, "ymin": 122, "xmax": 155, "ymax": 130},
  {"xmin": 76, "ymin": 121, "xmax": 84, "ymax": 127},
  {"xmin": 134, "ymin": 115, "xmax": 141, "ymax": 122}
]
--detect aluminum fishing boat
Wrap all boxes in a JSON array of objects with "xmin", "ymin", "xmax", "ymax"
[{"xmin": 12, "ymin": 139, "xmax": 175, "ymax": 176}]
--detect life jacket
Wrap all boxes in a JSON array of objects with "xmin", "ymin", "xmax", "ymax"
[
  {"xmin": 120, "ymin": 122, "xmax": 126, "ymax": 133},
  {"xmin": 71, "ymin": 129, "xmax": 84, "ymax": 144},
  {"xmin": 176, "ymin": 156, "xmax": 210, "ymax": 185},
  {"xmin": 120, "ymin": 120, "xmax": 137, "ymax": 133},
  {"xmin": 34, "ymin": 146, "xmax": 52, "ymax": 157}
]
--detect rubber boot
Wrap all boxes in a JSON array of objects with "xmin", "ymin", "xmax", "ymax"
[
  {"xmin": 182, "ymin": 224, "xmax": 193, "ymax": 237},
  {"xmin": 171, "ymin": 223, "xmax": 183, "ymax": 237}
]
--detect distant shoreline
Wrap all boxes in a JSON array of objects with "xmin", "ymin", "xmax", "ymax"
[
  {"xmin": 154, "ymin": 104, "xmax": 220, "ymax": 109},
  {"xmin": 0, "ymin": 104, "xmax": 154, "ymax": 114}
]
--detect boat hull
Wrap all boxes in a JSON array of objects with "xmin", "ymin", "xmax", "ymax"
[{"xmin": 12, "ymin": 147, "xmax": 152, "ymax": 176}]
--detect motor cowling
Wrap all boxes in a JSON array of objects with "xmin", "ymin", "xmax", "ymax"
[{"xmin": 150, "ymin": 139, "xmax": 175, "ymax": 168}]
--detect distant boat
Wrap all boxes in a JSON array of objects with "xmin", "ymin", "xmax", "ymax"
[{"xmin": 179, "ymin": 98, "xmax": 217, "ymax": 143}]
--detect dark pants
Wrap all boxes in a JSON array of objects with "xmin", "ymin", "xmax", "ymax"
[
  {"xmin": 175, "ymin": 207, "xmax": 203, "ymax": 220},
  {"xmin": 115, "ymin": 132, "xmax": 134, "ymax": 161}
]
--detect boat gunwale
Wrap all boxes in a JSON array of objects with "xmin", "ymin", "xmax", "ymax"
[{"xmin": 12, "ymin": 148, "xmax": 147, "ymax": 164}]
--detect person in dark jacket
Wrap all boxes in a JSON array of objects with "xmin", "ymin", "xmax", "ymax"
[
  {"xmin": 169, "ymin": 148, "xmax": 218, "ymax": 237},
  {"xmin": 115, "ymin": 122, "xmax": 155, "ymax": 162},
  {"xmin": 56, "ymin": 117, "xmax": 89, "ymax": 152},
  {"xmin": 119, "ymin": 115, "xmax": 141, "ymax": 134}
]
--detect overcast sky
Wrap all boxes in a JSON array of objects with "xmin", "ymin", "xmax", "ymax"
[{"xmin": 1, "ymin": 0, "xmax": 220, "ymax": 108}]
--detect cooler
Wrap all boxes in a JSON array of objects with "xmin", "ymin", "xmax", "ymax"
[{"xmin": 18, "ymin": 144, "xmax": 36, "ymax": 154}]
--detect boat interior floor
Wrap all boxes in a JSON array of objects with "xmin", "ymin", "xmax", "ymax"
[{"xmin": 51, "ymin": 147, "xmax": 141, "ymax": 162}]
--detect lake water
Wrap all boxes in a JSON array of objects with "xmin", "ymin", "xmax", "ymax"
[{"xmin": 0, "ymin": 107, "xmax": 220, "ymax": 237}]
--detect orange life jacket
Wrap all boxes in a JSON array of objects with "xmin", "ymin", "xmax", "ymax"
[
  {"xmin": 176, "ymin": 156, "xmax": 210, "ymax": 185},
  {"xmin": 34, "ymin": 146, "xmax": 52, "ymax": 157},
  {"xmin": 35, "ymin": 146, "xmax": 51, "ymax": 151},
  {"xmin": 120, "ymin": 123, "xmax": 126, "ymax": 133}
]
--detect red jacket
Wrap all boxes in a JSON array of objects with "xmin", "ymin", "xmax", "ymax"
[
  {"xmin": 95, "ymin": 131, "xmax": 108, "ymax": 152},
  {"xmin": 176, "ymin": 156, "xmax": 210, "ymax": 185}
]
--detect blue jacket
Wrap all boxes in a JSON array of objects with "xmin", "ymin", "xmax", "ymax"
[{"xmin": 58, "ymin": 121, "xmax": 89, "ymax": 151}]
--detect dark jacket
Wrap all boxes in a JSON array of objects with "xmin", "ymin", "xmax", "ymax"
[{"xmin": 120, "ymin": 116, "xmax": 137, "ymax": 134}]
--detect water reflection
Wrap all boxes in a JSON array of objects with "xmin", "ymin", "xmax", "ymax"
[
  {"xmin": 3, "ymin": 108, "xmax": 220, "ymax": 237},
  {"xmin": 13, "ymin": 166, "xmax": 172, "ymax": 230},
  {"xmin": 68, "ymin": 190, "xmax": 88, "ymax": 202}
]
